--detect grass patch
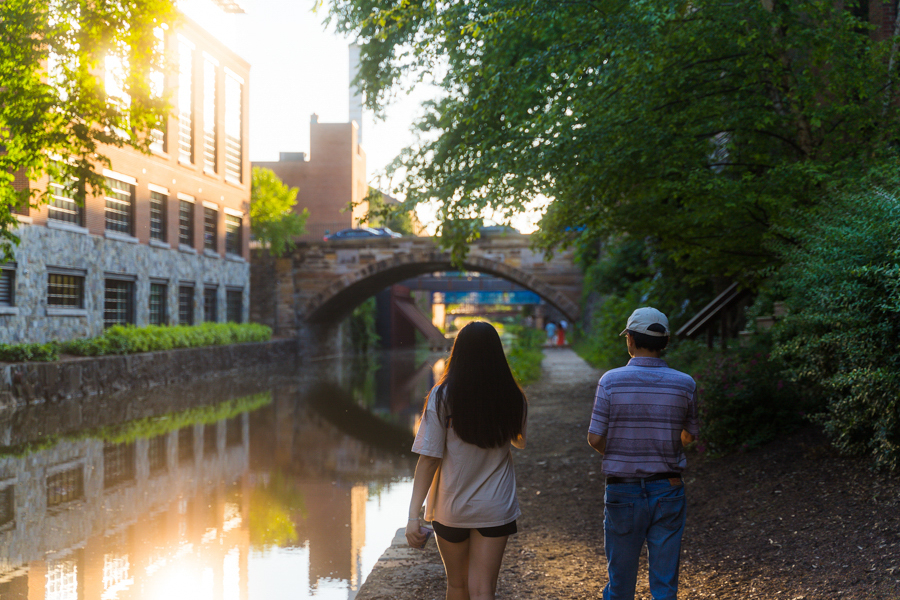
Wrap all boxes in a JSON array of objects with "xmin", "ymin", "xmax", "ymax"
[{"xmin": 506, "ymin": 325, "xmax": 545, "ymax": 386}]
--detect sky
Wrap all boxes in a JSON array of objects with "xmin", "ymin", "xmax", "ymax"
[{"xmin": 178, "ymin": 0, "xmax": 543, "ymax": 233}]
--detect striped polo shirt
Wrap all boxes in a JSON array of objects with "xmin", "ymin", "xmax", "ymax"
[{"xmin": 589, "ymin": 357, "xmax": 700, "ymax": 477}]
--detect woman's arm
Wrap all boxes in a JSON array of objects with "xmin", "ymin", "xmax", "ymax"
[{"xmin": 405, "ymin": 454, "xmax": 441, "ymax": 548}]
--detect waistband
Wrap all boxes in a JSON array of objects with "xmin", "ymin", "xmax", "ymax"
[{"xmin": 606, "ymin": 472, "xmax": 682, "ymax": 485}]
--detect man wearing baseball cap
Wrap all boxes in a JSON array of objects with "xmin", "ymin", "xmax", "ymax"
[{"xmin": 587, "ymin": 307, "xmax": 700, "ymax": 600}]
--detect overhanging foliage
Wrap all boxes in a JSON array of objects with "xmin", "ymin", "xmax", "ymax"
[{"xmin": 325, "ymin": 0, "xmax": 899, "ymax": 280}]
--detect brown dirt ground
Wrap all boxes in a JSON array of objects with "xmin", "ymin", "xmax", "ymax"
[{"xmin": 358, "ymin": 348, "xmax": 900, "ymax": 599}]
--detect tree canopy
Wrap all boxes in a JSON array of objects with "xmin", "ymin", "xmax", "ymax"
[
  {"xmin": 250, "ymin": 167, "xmax": 309, "ymax": 257},
  {"xmin": 325, "ymin": 0, "xmax": 900, "ymax": 280},
  {"xmin": 0, "ymin": 0, "xmax": 176, "ymax": 258}
]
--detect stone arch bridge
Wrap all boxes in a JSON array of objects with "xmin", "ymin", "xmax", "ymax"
[{"xmin": 251, "ymin": 234, "xmax": 583, "ymax": 353}]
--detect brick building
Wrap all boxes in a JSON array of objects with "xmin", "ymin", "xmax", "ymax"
[
  {"xmin": 0, "ymin": 16, "xmax": 251, "ymax": 344},
  {"xmin": 252, "ymin": 116, "xmax": 369, "ymax": 241}
]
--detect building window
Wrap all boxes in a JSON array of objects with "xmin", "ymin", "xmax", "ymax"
[
  {"xmin": 203, "ymin": 56, "xmax": 218, "ymax": 173},
  {"xmin": 204, "ymin": 205, "xmax": 218, "ymax": 251},
  {"xmin": 178, "ymin": 285, "xmax": 194, "ymax": 325},
  {"xmin": 104, "ymin": 279, "xmax": 134, "ymax": 327},
  {"xmin": 103, "ymin": 442, "xmax": 135, "ymax": 488},
  {"xmin": 178, "ymin": 37, "xmax": 194, "ymax": 164},
  {"xmin": 47, "ymin": 273, "xmax": 84, "ymax": 308},
  {"xmin": 0, "ymin": 267, "xmax": 14, "ymax": 307},
  {"xmin": 148, "ymin": 435, "xmax": 167, "ymax": 473},
  {"xmin": 11, "ymin": 168, "xmax": 30, "ymax": 215},
  {"xmin": 150, "ymin": 190, "xmax": 167, "ymax": 241},
  {"xmin": 149, "ymin": 282, "xmax": 167, "ymax": 326},
  {"xmin": 224, "ymin": 70, "xmax": 243, "ymax": 183},
  {"xmin": 226, "ymin": 288, "xmax": 242, "ymax": 323},
  {"xmin": 102, "ymin": 547, "xmax": 130, "ymax": 596},
  {"xmin": 225, "ymin": 213, "xmax": 242, "ymax": 256},
  {"xmin": 48, "ymin": 175, "xmax": 84, "ymax": 225},
  {"xmin": 203, "ymin": 286, "xmax": 217, "ymax": 322},
  {"xmin": 178, "ymin": 427, "xmax": 194, "ymax": 463},
  {"xmin": 105, "ymin": 176, "xmax": 134, "ymax": 235},
  {"xmin": 46, "ymin": 555, "xmax": 80, "ymax": 600},
  {"xmin": 203, "ymin": 423, "xmax": 217, "ymax": 456},
  {"xmin": 225, "ymin": 417, "xmax": 242, "ymax": 447},
  {"xmin": 151, "ymin": 127, "xmax": 167, "ymax": 155},
  {"xmin": 47, "ymin": 466, "xmax": 84, "ymax": 507},
  {"xmin": 179, "ymin": 199, "xmax": 194, "ymax": 247},
  {"xmin": 0, "ymin": 485, "xmax": 14, "ymax": 527},
  {"xmin": 150, "ymin": 26, "xmax": 167, "ymax": 154}
]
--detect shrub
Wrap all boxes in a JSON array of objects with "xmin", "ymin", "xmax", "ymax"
[
  {"xmin": 576, "ymin": 236, "xmax": 715, "ymax": 370},
  {"xmin": 772, "ymin": 179, "xmax": 900, "ymax": 471},
  {"xmin": 62, "ymin": 322, "xmax": 272, "ymax": 357},
  {"xmin": 0, "ymin": 342, "xmax": 59, "ymax": 362},
  {"xmin": 506, "ymin": 325, "xmax": 545, "ymax": 386},
  {"xmin": 348, "ymin": 297, "xmax": 380, "ymax": 353},
  {"xmin": 678, "ymin": 338, "xmax": 808, "ymax": 455}
]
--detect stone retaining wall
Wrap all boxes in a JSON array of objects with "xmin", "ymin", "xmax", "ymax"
[
  {"xmin": 1, "ymin": 224, "xmax": 251, "ymax": 344},
  {"xmin": 0, "ymin": 338, "xmax": 298, "ymax": 409}
]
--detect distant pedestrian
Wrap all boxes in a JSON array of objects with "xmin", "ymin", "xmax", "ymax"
[
  {"xmin": 406, "ymin": 321, "xmax": 528, "ymax": 600},
  {"xmin": 556, "ymin": 320, "xmax": 566, "ymax": 346},
  {"xmin": 587, "ymin": 307, "xmax": 700, "ymax": 600},
  {"xmin": 545, "ymin": 321, "xmax": 557, "ymax": 346}
]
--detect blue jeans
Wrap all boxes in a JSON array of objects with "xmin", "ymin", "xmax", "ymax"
[{"xmin": 602, "ymin": 479, "xmax": 686, "ymax": 600}]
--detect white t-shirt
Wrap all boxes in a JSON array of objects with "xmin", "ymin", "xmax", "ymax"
[{"xmin": 412, "ymin": 386, "xmax": 522, "ymax": 528}]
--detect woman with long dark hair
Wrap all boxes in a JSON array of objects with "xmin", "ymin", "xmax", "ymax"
[{"xmin": 406, "ymin": 321, "xmax": 528, "ymax": 600}]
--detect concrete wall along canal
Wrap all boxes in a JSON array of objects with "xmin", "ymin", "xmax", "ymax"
[{"xmin": 0, "ymin": 339, "xmax": 298, "ymax": 410}]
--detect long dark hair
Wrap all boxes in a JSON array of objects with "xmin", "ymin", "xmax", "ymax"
[{"xmin": 432, "ymin": 321, "xmax": 526, "ymax": 448}]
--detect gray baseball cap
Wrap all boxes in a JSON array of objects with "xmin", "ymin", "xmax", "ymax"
[{"xmin": 619, "ymin": 307, "xmax": 670, "ymax": 337}]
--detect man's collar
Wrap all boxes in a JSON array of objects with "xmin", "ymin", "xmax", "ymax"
[{"xmin": 627, "ymin": 357, "xmax": 667, "ymax": 368}]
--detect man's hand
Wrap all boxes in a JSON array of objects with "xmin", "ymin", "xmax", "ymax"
[
  {"xmin": 681, "ymin": 430, "xmax": 695, "ymax": 446},
  {"xmin": 588, "ymin": 433, "xmax": 607, "ymax": 455}
]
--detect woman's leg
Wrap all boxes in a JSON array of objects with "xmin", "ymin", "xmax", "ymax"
[
  {"xmin": 466, "ymin": 530, "xmax": 509, "ymax": 600},
  {"xmin": 436, "ymin": 534, "xmax": 471, "ymax": 600}
]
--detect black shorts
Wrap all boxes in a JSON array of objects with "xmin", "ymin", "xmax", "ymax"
[{"xmin": 431, "ymin": 520, "xmax": 518, "ymax": 543}]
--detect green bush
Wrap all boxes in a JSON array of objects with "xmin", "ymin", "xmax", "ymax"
[
  {"xmin": 671, "ymin": 338, "xmax": 808, "ymax": 455},
  {"xmin": 0, "ymin": 342, "xmax": 59, "ymax": 362},
  {"xmin": 773, "ymin": 179, "xmax": 900, "ymax": 471},
  {"xmin": 61, "ymin": 322, "xmax": 272, "ymax": 357},
  {"xmin": 506, "ymin": 325, "xmax": 545, "ymax": 386},
  {"xmin": 348, "ymin": 297, "xmax": 380, "ymax": 353},
  {"xmin": 576, "ymin": 236, "xmax": 714, "ymax": 370}
]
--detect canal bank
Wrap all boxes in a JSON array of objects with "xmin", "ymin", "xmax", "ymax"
[
  {"xmin": 357, "ymin": 348, "xmax": 900, "ymax": 600},
  {"xmin": 0, "ymin": 338, "xmax": 297, "ymax": 408}
]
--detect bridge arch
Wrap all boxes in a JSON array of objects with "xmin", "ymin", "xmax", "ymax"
[
  {"xmin": 251, "ymin": 236, "xmax": 583, "ymax": 354},
  {"xmin": 301, "ymin": 250, "xmax": 581, "ymax": 326}
]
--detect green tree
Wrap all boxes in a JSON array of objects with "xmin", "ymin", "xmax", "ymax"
[
  {"xmin": 364, "ymin": 187, "xmax": 414, "ymax": 234},
  {"xmin": 0, "ymin": 0, "xmax": 177, "ymax": 259},
  {"xmin": 250, "ymin": 166, "xmax": 308, "ymax": 257},
  {"xmin": 324, "ymin": 0, "xmax": 899, "ymax": 280}
]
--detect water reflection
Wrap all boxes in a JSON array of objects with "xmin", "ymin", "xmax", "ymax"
[{"xmin": 0, "ymin": 350, "xmax": 444, "ymax": 599}]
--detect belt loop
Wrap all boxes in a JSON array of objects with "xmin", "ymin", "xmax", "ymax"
[{"xmin": 640, "ymin": 478, "xmax": 646, "ymax": 490}]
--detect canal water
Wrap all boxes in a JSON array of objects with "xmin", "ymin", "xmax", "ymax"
[{"xmin": 0, "ymin": 349, "xmax": 444, "ymax": 599}]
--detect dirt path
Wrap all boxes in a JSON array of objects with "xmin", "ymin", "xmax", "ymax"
[{"xmin": 358, "ymin": 348, "xmax": 900, "ymax": 599}]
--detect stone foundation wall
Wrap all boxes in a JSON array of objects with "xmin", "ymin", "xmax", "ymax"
[
  {"xmin": 0, "ymin": 339, "xmax": 297, "ymax": 408},
  {"xmin": 0, "ymin": 224, "xmax": 250, "ymax": 344}
]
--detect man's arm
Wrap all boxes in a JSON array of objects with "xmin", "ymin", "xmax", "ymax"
[
  {"xmin": 588, "ymin": 432, "xmax": 606, "ymax": 455},
  {"xmin": 681, "ymin": 429, "xmax": 695, "ymax": 446}
]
